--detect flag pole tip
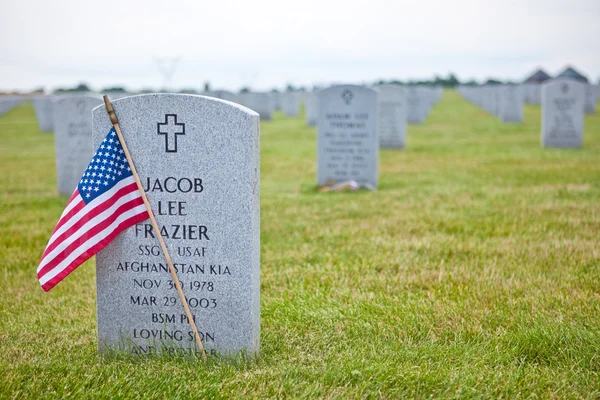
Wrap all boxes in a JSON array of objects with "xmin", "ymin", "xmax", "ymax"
[{"xmin": 103, "ymin": 95, "xmax": 118, "ymax": 125}]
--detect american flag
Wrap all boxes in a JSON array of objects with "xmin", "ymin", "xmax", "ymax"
[{"xmin": 38, "ymin": 128, "xmax": 149, "ymax": 291}]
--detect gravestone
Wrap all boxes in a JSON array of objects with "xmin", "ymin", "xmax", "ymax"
[
  {"xmin": 304, "ymin": 92, "xmax": 318, "ymax": 126},
  {"xmin": 205, "ymin": 90, "xmax": 238, "ymax": 104},
  {"xmin": 499, "ymin": 85, "xmax": 524, "ymax": 123},
  {"xmin": 317, "ymin": 85, "xmax": 378, "ymax": 187},
  {"xmin": 53, "ymin": 95, "xmax": 103, "ymax": 196},
  {"xmin": 33, "ymin": 96, "xmax": 55, "ymax": 132},
  {"xmin": 584, "ymin": 84, "xmax": 596, "ymax": 114},
  {"xmin": 238, "ymin": 92, "xmax": 272, "ymax": 120},
  {"xmin": 406, "ymin": 87, "xmax": 425, "ymax": 124},
  {"xmin": 92, "ymin": 94, "xmax": 260, "ymax": 356},
  {"xmin": 281, "ymin": 92, "xmax": 300, "ymax": 117},
  {"xmin": 541, "ymin": 79, "xmax": 585, "ymax": 148},
  {"xmin": 376, "ymin": 85, "xmax": 407, "ymax": 148}
]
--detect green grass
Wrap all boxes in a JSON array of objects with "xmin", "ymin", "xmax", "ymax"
[{"xmin": 1, "ymin": 91, "xmax": 600, "ymax": 399}]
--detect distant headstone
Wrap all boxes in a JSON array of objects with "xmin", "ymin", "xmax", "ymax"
[
  {"xmin": 239, "ymin": 93, "xmax": 272, "ymax": 120},
  {"xmin": 541, "ymin": 79, "xmax": 585, "ymax": 148},
  {"xmin": 0, "ymin": 96, "xmax": 25, "ymax": 116},
  {"xmin": 499, "ymin": 85, "xmax": 524, "ymax": 123},
  {"xmin": 317, "ymin": 85, "xmax": 378, "ymax": 187},
  {"xmin": 281, "ymin": 92, "xmax": 300, "ymax": 117},
  {"xmin": 92, "ymin": 94, "xmax": 260, "ymax": 356},
  {"xmin": 406, "ymin": 87, "xmax": 425, "ymax": 124},
  {"xmin": 376, "ymin": 85, "xmax": 407, "ymax": 148},
  {"xmin": 33, "ymin": 96, "xmax": 55, "ymax": 132},
  {"xmin": 584, "ymin": 84, "xmax": 596, "ymax": 114},
  {"xmin": 53, "ymin": 95, "xmax": 103, "ymax": 196},
  {"xmin": 304, "ymin": 92, "xmax": 318, "ymax": 126},
  {"xmin": 205, "ymin": 90, "xmax": 238, "ymax": 104}
]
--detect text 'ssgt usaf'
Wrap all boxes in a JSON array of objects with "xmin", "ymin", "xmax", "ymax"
[{"xmin": 92, "ymin": 94, "xmax": 260, "ymax": 356}]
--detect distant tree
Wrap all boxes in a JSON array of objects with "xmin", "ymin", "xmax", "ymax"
[
  {"xmin": 139, "ymin": 88, "xmax": 154, "ymax": 93},
  {"xmin": 103, "ymin": 86, "xmax": 126, "ymax": 93},
  {"xmin": 54, "ymin": 82, "xmax": 92, "ymax": 93},
  {"xmin": 270, "ymin": 88, "xmax": 280, "ymax": 93},
  {"xmin": 485, "ymin": 79, "xmax": 503, "ymax": 85},
  {"xmin": 179, "ymin": 88, "xmax": 198, "ymax": 94},
  {"xmin": 239, "ymin": 87, "xmax": 251, "ymax": 93},
  {"xmin": 285, "ymin": 84, "xmax": 295, "ymax": 92},
  {"xmin": 203, "ymin": 81, "xmax": 210, "ymax": 92}
]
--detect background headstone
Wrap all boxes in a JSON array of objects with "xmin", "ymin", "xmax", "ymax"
[
  {"xmin": 304, "ymin": 92, "xmax": 318, "ymax": 127},
  {"xmin": 317, "ymin": 85, "xmax": 378, "ymax": 187},
  {"xmin": 281, "ymin": 92, "xmax": 300, "ymax": 117},
  {"xmin": 541, "ymin": 79, "xmax": 585, "ymax": 148},
  {"xmin": 238, "ymin": 92, "xmax": 273, "ymax": 120},
  {"xmin": 92, "ymin": 93, "xmax": 260, "ymax": 356},
  {"xmin": 376, "ymin": 85, "xmax": 407, "ymax": 148},
  {"xmin": 53, "ymin": 95, "xmax": 103, "ymax": 196},
  {"xmin": 499, "ymin": 85, "xmax": 524, "ymax": 123},
  {"xmin": 33, "ymin": 96, "xmax": 55, "ymax": 132}
]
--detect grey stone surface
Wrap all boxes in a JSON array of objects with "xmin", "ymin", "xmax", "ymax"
[
  {"xmin": 304, "ymin": 92, "xmax": 318, "ymax": 126},
  {"xmin": 53, "ymin": 95, "xmax": 103, "ymax": 196},
  {"xmin": 376, "ymin": 85, "xmax": 407, "ymax": 148},
  {"xmin": 33, "ymin": 96, "xmax": 55, "ymax": 132},
  {"xmin": 317, "ymin": 85, "xmax": 378, "ymax": 187},
  {"xmin": 204, "ymin": 90, "xmax": 238, "ymax": 104},
  {"xmin": 584, "ymin": 84, "xmax": 597, "ymax": 114},
  {"xmin": 541, "ymin": 79, "xmax": 585, "ymax": 148},
  {"xmin": 281, "ymin": 92, "xmax": 300, "ymax": 117},
  {"xmin": 238, "ymin": 92, "xmax": 272, "ymax": 120},
  {"xmin": 407, "ymin": 87, "xmax": 425, "ymax": 124},
  {"xmin": 0, "ymin": 96, "xmax": 26, "ymax": 116},
  {"xmin": 92, "ymin": 93, "xmax": 260, "ymax": 356},
  {"xmin": 499, "ymin": 85, "xmax": 524, "ymax": 123}
]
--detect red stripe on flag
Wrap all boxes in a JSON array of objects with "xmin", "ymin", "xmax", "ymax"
[
  {"xmin": 40, "ymin": 211, "xmax": 149, "ymax": 292},
  {"xmin": 37, "ymin": 197, "xmax": 147, "ymax": 280}
]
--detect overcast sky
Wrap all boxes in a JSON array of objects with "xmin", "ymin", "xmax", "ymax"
[{"xmin": 0, "ymin": 0, "xmax": 598, "ymax": 92}]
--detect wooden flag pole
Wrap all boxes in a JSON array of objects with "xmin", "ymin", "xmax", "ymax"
[{"xmin": 102, "ymin": 95, "xmax": 207, "ymax": 361}]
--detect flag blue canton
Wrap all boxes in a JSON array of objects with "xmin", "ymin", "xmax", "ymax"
[{"xmin": 77, "ymin": 128, "xmax": 133, "ymax": 204}]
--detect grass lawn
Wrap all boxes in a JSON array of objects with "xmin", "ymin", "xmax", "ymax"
[{"xmin": 1, "ymin": 91, "xmax": 599, "ymax": 398}]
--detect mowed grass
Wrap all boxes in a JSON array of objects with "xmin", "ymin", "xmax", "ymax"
[{"xmin": 1, "ymin": 91, "xmax": 600, "ymax": 398}]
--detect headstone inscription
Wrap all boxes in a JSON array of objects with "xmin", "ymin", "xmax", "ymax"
[
  {"xmin": 541, "ymin": 79, "xmax": 585, "ymax": 148},
  {"xmin": 53, "ymin": 95, "xmax": 103, "ymax": 196},
  {"xmin": 317, "ymin": 85, "xmax": 378, "ymax": 187},
  {"xmin": 92, "ymin": 94, "xmax": 260, "ymax": 356},
  {"xmin": 376, "ymin": 85, "xmax": 407, "ymax": 148},
  {"xmin": 33, "ymin": 96, "xmax": 55, "ymax": 132}
]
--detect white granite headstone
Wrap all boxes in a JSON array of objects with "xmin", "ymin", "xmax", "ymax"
[
  {"xmin": 499, "ymin": 85, "xmax": 524, "ymax": 123},
  {"xmin": 376, "ymin": 85, "xmax": 407, "ymax": 148},
  {"xmin": 317, "ymin": 85, "xmax": 378, "ymax": 187},
  {"xmin": 92, "ymin": 94, "xmax": 260, "ymax": 356},
  {"xmin": 53, "ymin": 95, "xmax": 103, "ymax": 196},
  {"xmin": 33, "ymin": 96, "xmax": 55, "ymax": 132},
  {"xmin": 541, "ymin": 80, "xmax": 585, "ymax": 148}
]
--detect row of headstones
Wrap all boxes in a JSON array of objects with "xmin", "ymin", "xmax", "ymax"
[
  {"xmin": 457, "ymin": 84, "xmax": 525, "ymax": 123},
  {"xmin": 0, "ymin": 95, "xmax": 29, "ymax": 116},
  {"xmin": 305, "ymin": 85, "xmax": 443, "ymax": 128},
  {"xmin": 521, "ymin": 82, "xmax": 599, "ymax": 108},
  {"xmin": 35, "ymin": 86, "xmax": 442, "ymax": 198},
  {"xmin": 457, "ymin": 79, "xmax": 597, "ymax": 148}
]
